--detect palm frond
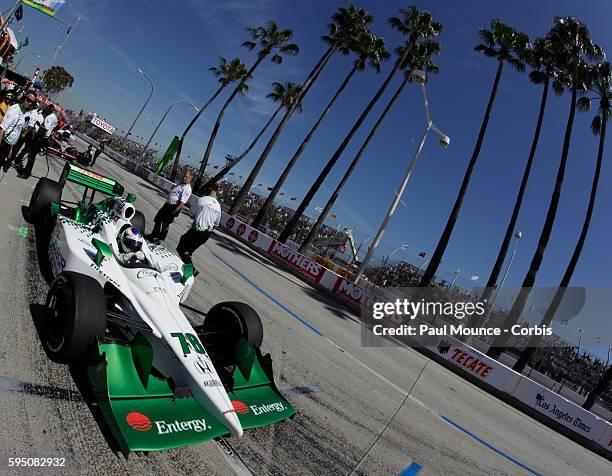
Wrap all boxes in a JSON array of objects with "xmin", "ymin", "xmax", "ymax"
[
  {"xmin": 577, "ymin": 96, "xmax": 592, "ymax": 112},
  {"xmin": 271, "ymin": 54, "xmax": 283, "ymax": 64},
  {"xmin": 242, "ymin": 41, "xmax": 256, "ymax": 50},
  {"xmin": 591, "ymin": 114, "xmax": 602, "ymax": 135}
]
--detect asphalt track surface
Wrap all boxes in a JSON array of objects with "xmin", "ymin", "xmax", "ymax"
[{"xmin": 0, "ymin": 144, "xmax": 610, "ymax": 476}]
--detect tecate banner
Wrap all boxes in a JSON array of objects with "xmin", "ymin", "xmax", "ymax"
[
  {"xmin": 267, "ymin": 240, "xmax": 324, "ymax": 284},
  {"xmin": 90, "ymin": 116, "xmax": 115, "ymax": 135}
]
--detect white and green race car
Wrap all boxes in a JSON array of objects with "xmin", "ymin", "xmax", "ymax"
[{"xmin": 25, "ymin": 163, "xmax": 295, "ymax": 455}]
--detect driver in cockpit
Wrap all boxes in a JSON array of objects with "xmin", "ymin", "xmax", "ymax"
[{"xmin": 117, "ymin": 227, "xmax": 146, "ymax": 265}]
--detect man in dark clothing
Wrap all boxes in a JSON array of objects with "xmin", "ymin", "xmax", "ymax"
[{"xmin": 146, "ymin": 169, "xmax": 193, "ymax": 243}]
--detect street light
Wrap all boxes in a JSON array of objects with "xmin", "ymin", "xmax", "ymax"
[
  {"xmin": 138, "ymin": 100, "xmax": 199, "ymax": 163},
  {"xmin": 122, "ymin": 68, "xmax": 154, "ymax": 146},
  {"xmin": 483, "ymin": 231, "xmax": 522, "ymax": 325},
  {"xmin": 355, "ymin": 70, "xmax": 450, "ymax": 284},
  {"xmin": 13, "ymin": 51, "xmax": 41, "ymax": 72}
]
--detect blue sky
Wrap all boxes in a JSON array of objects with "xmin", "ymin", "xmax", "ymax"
[{"xmin": 8, "ymin": 0, "xmax": 612, "ymax": 302}]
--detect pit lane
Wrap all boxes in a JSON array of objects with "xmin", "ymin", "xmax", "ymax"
[{"xmin": 0, "ymin": 146, "xmax": 609, "ymax": 475}]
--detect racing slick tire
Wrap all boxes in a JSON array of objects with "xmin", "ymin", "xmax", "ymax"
[
  {"xmin": 27, "ymin": 177, "xmax": 61, "ymax": 225},
  {"xmin": 199, "ymin": 302, "xmax": 263, "ymax": 366},
  {"xmin": 43, "ymin": 271, "xmax": 107, "ymax": 363},
  {"xmin": 132, "ymin": 210, "xmax": 146, "ymax": 233}
]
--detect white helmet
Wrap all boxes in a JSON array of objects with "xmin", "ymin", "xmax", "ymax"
[{"xmin": 120, "ymin": 227, "xmax": 143, "ymax": 253}]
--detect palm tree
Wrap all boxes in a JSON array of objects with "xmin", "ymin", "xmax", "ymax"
[
  {"xmin": 419, "ymin": 19, "xmax": 530, "ymax": 288},
  {"xmin": 487, "ymin": 17, "xmax": 603, "ymax": 359},
  {"xmin": 170, "ymin": 57, "xmax": 248, "ymax": 181},
  {"xmin": 192, "ymin": 21, "xmax": 299, "ymax": 192},
  {"xmin": 278, "ymin": 5, "xmax": 443, "ymax": 244},
  {"xmin": 299, "ymin": 41, "xmax": 441, "ymax": 253},
  {"xmin": 202, "ymin": 81, "xmax": 303, "ymax": 189},
  {"xmin": 252, "ymin": 32, "xmax": 390, "ymax": 228},
  {"xmin": 513, "ymin": 62, "xmax": 610, "ymax": 373},
  {"xmin": 227, "ymin": 5, "xmax": 375, "ymax": 212},
  {"xmin": 481, "ymin": 37, "xmax": 565, "ymax": 304}
]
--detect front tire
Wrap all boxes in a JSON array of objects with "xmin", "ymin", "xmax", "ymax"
[
  {"xmin": 44, "ymin": 272, "xmax": 107, "ymax": 363},
  {"xmin": 27, "ymin": 178, "xmax": 61, "ymax": 225},
  {"xmin": 198, "ymin": 302, "xmax": 264, "ymax": 366}
]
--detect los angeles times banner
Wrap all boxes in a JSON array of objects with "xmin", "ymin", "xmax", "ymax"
[{"xmin": 23, "ymin": 0, "xmax": 66, "ymax": 17}]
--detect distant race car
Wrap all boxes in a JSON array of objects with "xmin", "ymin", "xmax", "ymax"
[
  {"xmin": 25, "ymin": 163, "xmax": 295, "ymax": 455},
  {"xmin": 46, "ymin": 130, "xmax": 80, "ymax": 162}
]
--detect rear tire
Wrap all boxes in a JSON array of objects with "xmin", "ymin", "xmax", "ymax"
[
  {"xmin": 132, "ymin": 211, "xmax": 146, "ymax": 232},
  {"xmin": 198, "ymin": 302, "xmax": 263, "ymax": 366},
  {"xmin": 44, "ymin": 271, "xmax": 107, "ymax": 363},
  {"xmin": 27, "ymin": 178, "xmax": 61, "ymax": 225}
]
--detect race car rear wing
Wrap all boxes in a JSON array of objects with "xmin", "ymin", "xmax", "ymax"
[{"xmin": 59, "ymin": 163, "xmax": 125, "ymax": 197}]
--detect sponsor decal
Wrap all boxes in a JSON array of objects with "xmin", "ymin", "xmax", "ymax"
[
  {"xmin": 137, "ymin": 269, "xmax": 158, "ymax": 279},
  {"xmin": 267, "ymin": 240, "xmax": 324, "ymax": 283},
  {"xmin": 126, "ymin": 412, "xmax": 152, "ymax": 432},
  {"xmin": 194, "ymin": 360, "xmax": 211, "ymax": 374},
  {"xmin": 232, "ymin": 400, "xmax": 249, "ymax": 415},
  {"xmin": 226, "ymin": 217, "xmax": 235, "ymax": 230},
  {"xmin": 449, "ymin": 348, "xmax": 493, "ymax": 378},
  {"xmin": 146, "ymin": 286, "xmax": 167, "ymax": 295},
  {"xmin": 202, "ymin": 379, "xmax": 222, "ymax": 387},
  {"xmin": 332, "ymin": 277, "xmax": 362, "ymax": 307},
  {"xmin": 248, "ymin": 229, "xmax": 258, "ymax": 244},
  {"xmin": 532, "ymin": 393, "xmax": 592, "ymax": 433},
  {"xmin": 125, "ymin": 412, "xmax": 211, "ymax": 435},
  {"xmin": 230, "ymin": 400, "xmax": 287, "ymax": 416},
  {"xmin": 236, "ymin": 223, "xmax": 246, "ymax": 236},
  {"xmin": 160, "ymin": 263, "xmax": 179, "ymax": 273}
]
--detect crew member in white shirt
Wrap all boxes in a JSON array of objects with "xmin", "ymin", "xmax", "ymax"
[
  {"xmin": 0, "ymin": 91, "xmax": 36, "ymax": 173},
  {"xmin": 146, "ymin": 169, "xmax": 193, "ymax": 243},
  {"xmin": 17, "ymin": 105, "xmax": 57, "ymax": 178},
  {"xmin": 176, "ymin": 183, "xmax": 221, "ymax": 268}
]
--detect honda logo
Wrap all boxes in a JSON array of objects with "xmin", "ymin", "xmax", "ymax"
[{"xmin": 194, "ymin": 360, "xmax": 211, "ymax": 374}]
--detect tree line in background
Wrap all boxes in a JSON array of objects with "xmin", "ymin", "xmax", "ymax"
[{"xmin": 157, "ymin": 4, "xmax": 609, "ymax": 407}]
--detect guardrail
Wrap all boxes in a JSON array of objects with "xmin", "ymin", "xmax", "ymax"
[{"xmin": 75, "ymin": 131, "xmax": 612, "ymax": 456}]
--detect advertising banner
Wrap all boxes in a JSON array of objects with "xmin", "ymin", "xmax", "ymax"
[
  {"xmin": 23, "ymin": 0, "xmax": 65, "ymax": 17},
  {"xmin": 90, "ymin": 116, "xmax": 115, "ymax": 135},
  {"xmin": 511, "ymin": 377, "xmax": 607, "ymax": 441},
  {"xmin": 331, "ymin": 276, "xmax": 363, "ymax": 308},
  {"xmin": 267, "ymin": 240, "xmax": 325, "ymax": 284},
  {"xmin": 155, "ymin": 136, "xmax": 180, "ymax": 175},
  {"xmin": 427, "ymin": 340, "xmax": 523, "ymax": 393}
]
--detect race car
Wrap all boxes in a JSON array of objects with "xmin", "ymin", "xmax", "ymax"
[
  {"xmin": 46, "ymin": 129, "xmax": 81, "ymax": 162},
  {"xmin": 25, "ymin": 163, "xmax": 295, "ymax": 455}
]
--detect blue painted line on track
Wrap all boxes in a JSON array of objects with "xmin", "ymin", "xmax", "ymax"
[
  {"xmin": 400, "ymin": 461, "xmax": 422, "ymax": 476},
  {"xmin": 438, "ymin": 414, "xmax": 542, "ymax": 476},
  {"xmin": 209, "ymin": 250, "xmax": 325, "ymax": 337}
]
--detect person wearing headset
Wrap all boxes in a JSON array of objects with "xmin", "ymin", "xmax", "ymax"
[{"xmin": 0, "ymin": 91, "xmax": 36, "ymax": 173}]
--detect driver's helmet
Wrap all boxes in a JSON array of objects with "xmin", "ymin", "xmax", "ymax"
[{"xmin": 120, "ymin": 227, "xmax": 143, "ymax": 253}]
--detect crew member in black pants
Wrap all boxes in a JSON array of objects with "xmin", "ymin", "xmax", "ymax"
[
  {"xmin": 177, "ymin": 184, "xmax": 221, "ymax": 269},
  {"xmin": 146, "ymin": 169, "xmax": 193, "ymax": 243}
]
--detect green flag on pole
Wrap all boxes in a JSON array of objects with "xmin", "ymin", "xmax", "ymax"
[{"xmin": 155, "ymin": 136, "xmax": 180, "ymax": 175}]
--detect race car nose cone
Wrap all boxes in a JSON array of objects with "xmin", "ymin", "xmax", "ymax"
[{"xmin": 224, "ymin": 410, "xmax": 243, "ymax": 438}]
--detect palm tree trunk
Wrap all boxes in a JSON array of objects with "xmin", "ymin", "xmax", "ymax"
[
  {"xmin": 228, "ymin": 45, "xmax": 337, "ymax": 216},
  {"xmin": 193, "ymin": 55, "xmax": 266, "ymax": 192},
  {"xmin": 487, "ymin": 60, "xmax": 579, "ymax": 359},
  {"xmin": 419, "ymin": 59, "xmax": 505, "ymax": 288},
  {"xmin": 481, "ymin": 79, "xmax": 550, "ymax": 304},
  {"xmin": 299, "ymin": 75, "xmax": 411, "ymax": 253},
  {"xmin": 199, "ymin": 104, "xmax": 283, "ymax": 193},
  {"xmin": 278, "ymin": 41, "xmax": 417, "ymax": 245},
  {"xmin": 583, "ymin": 364, "xmax": 611, "ymax": 410},
  {"xmin": 170, "ymin": 84, "xmax": 225, "ymax": 181},
  {"xmin": 252, "ymin": 64, "xmax": 359, "ymax": 228},
  {"xmin": 513, "ymin": 115, "xmax": 606, "ymax": 372}
]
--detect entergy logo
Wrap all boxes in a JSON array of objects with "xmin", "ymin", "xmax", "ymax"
[{"xmin": 125, "ymin": 412, "xmax": 210, "ymax": 435}]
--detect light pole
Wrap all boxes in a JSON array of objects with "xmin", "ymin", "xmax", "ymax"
[
  {"xmin": 483, "ymin": 231, "xmax": 522, "ymax": 325},
  {"xmin": 122, "ymin": 68, "xmax": 154, "ymax": 146},
  {"xmin": 354, "ymin": 70, "xmax": 450, "ymax": 284},
  {"xmin": 13, "ymin": 51, "xmax": 40, "ymax": 72},
  {"xmin": 138, "ymin": 100, "xmax": 199, "ymax": 163},
  {"xmin": 350, "ymin": 235, "xmax": 373, "ymax": 266}
]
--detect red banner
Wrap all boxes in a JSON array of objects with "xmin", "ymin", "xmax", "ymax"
[{"xmin": 267, "ymin": 240, "xmax": 324, "ymax": 283}]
